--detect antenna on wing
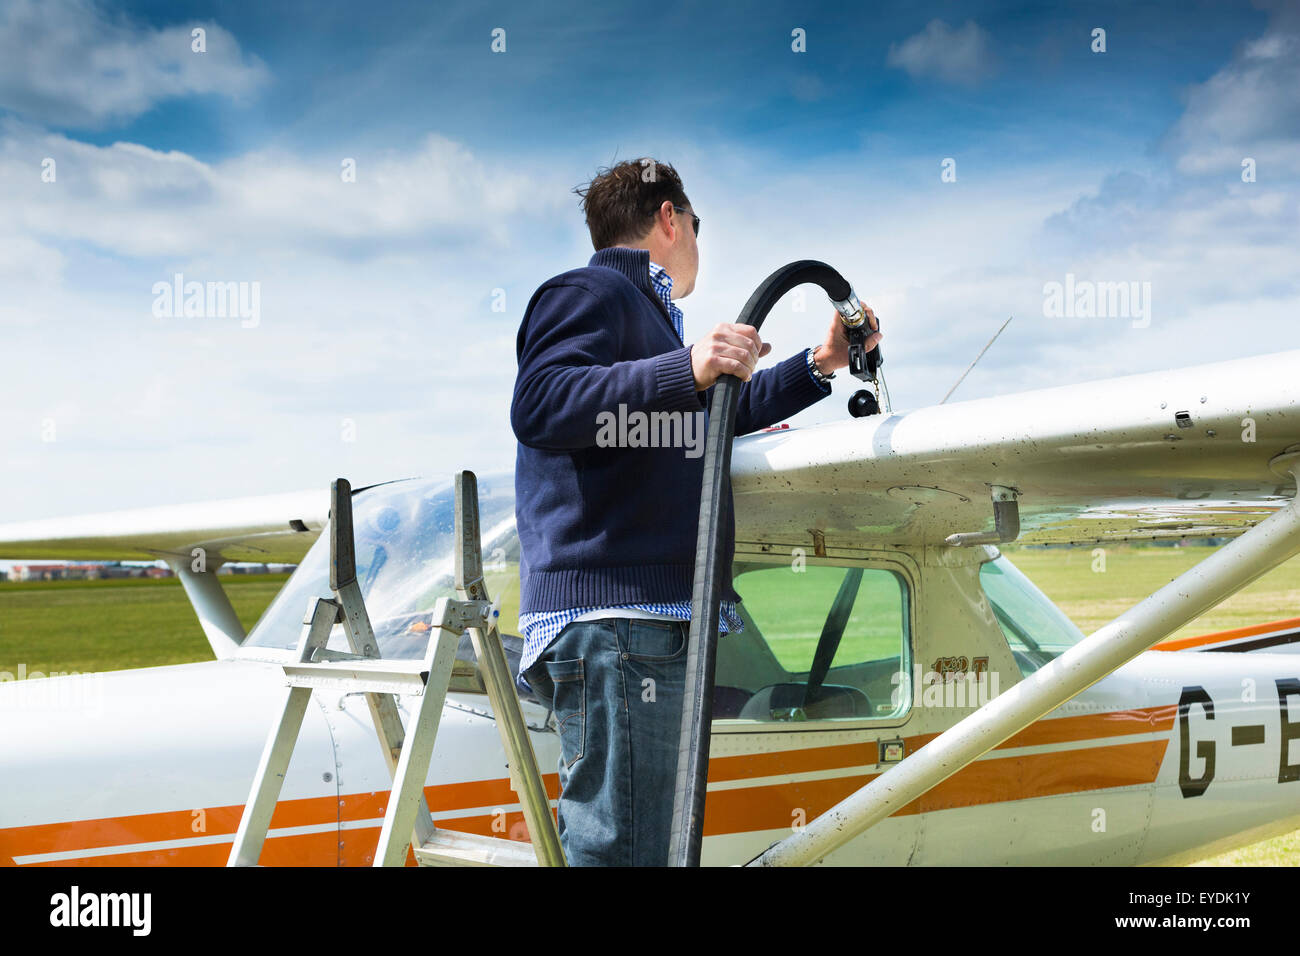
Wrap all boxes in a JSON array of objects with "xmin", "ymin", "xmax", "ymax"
[{"xmin": 940, "ymin": 316, "xmax": 1013, "ymax": 404}]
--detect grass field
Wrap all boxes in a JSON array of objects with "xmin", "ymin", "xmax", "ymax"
[
  {"xmin": 1, "ymin": 544, "xmax": 1296, "ymax": 865},
  {"xmin": 1000, "ymin": 543, "xmax": 1300, "ymax": 644},
  {"xmin": 0, "ymin": 573, "xmax": 291, "ymax": 674}
]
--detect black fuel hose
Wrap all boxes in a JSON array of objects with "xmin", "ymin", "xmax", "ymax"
[{"xmin": 668, "ymin": 260, "xmax": 864, "ymax": 867}]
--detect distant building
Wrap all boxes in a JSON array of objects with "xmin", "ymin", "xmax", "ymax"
[
  {"xmin": 6, "ymin": 562, "xmax": 173, "ymax": 581},
  {"xmin": 8, "ymin": 564, "xmax": 67, "ymax": 581}
]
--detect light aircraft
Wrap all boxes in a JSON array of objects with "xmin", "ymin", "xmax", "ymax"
[{"xmin": 1, "ymin": 348, "xmax": 1298, "ymax": 866}]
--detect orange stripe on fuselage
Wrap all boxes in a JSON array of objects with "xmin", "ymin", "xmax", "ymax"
[
  {"xmin": 702, "ymin": 739, "xmax": 1169, "ymax": 835},
  {"xmin": 1153, "ymin": 616, "xmax": 1300, "ymax": 651},
  {"xmin": 706, "ymin": 705, "xmax": 1173, "ymax": 782},
  {"xmin": 25, "ymin": 830, "xmax": 342, "ymax": 867},
  {"xmin": 335, "ymin": 773, "xmax": 560, "ymax": 824},
  {"xmin": 0, "ymin": 795, "xmax": 337, "ymax": 858},
  {"xmin": 0, "ymin": 772, "xmax": 563, "ymax": 861}
]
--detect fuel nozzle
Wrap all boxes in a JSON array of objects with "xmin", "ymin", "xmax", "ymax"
[{"xmin": 830, "ymin": 289, "xmax": 887, "ymax": 418}]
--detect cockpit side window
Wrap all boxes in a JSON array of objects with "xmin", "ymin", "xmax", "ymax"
[
  {"xmin": 979, "ymin": 554, "xmax": 1087, "ymax": 677},
  {"xmin": 715, "ymin": 560, "xmax": 912, "ymax": 724}
]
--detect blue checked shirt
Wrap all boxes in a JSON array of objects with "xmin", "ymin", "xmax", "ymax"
[{"xmin": 516, "ymin": 259, "xmax": 822, "ymax": 688}]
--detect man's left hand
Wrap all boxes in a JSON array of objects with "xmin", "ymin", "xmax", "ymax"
[{"xmin": 813, "ymin": 305, "xmax": 881, "ymax": 375}]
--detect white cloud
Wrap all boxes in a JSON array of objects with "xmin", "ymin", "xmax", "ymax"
[
  {"xmin": 0, "ymin": 123, "xmax": 590, "ymax": 520},
  {"xmin": 0, "ymin": 0, "xmax": 269, "ymax": 127},
  {"xmin": 0, "ymin": 121, "xmax": 566, "ymax": 259},
  {"xmin": 1165, "ymin": 10, "xmax": 1300, "ymax": 176},
  {"xmin": 886, "ymin": 19, "xmax": 996, "ymax": 87}
]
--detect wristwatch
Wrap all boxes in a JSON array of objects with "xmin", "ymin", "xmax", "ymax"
[{"xmin": 806, "ymin": 346, "xmax": 835, "ymax": 386}]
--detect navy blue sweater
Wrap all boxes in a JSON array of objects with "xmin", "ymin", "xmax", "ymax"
[{"xmin": 510, "ymin": 246, "xmax": 831, "ymax": 615}]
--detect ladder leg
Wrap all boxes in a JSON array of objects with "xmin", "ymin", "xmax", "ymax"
[
  {"xmin": 338, "ymin": 586, "xmax": 437, "ymax": 850},
  {"xmin": 373, "ymin": 628, "xmax": 461, "ymax": 866},
  {"xmin": 358, "ymin": 690, "xmax": 436, "ymax": 848},
  {"xmin": 325, "ymin": 478, "xmax": 441, "ymax": 846},
  {"xmin": 227, "ymin": 597, "xmax": 338, "ymax": 866},
  {"xmin": 454, "ymin": 471, "xmax": 565, "ymax": 866},
  {"xmin": 227, "ymin": 685, "xmax": 315, "ymax": 866},
  {"xmin": 469, "ymin": 620, "xmax": 565, "ymax": 866}
]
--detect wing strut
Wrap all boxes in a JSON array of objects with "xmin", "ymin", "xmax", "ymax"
[{"xmin": 748, "ymin": 461, "xmax": 1300, "ymax": 866}]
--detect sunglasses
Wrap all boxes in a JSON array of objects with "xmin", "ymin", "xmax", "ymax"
[{"xmin": 672, "ymin": 204, "xmax": 701, "ymax": 237}]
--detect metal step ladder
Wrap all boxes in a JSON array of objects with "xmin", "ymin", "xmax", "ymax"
[{"xmin": 227, "ymin": 471, "xmax": 565, "ymax": 867}]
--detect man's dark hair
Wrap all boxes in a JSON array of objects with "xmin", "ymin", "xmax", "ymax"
[{"xmin": 573, "ymin": 158, "xmax": 690, "ymax": 250}]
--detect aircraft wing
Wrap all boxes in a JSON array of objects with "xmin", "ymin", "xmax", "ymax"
[
  {"xmin": 731, "ymin": 349, "xmax": 1300, "ymax": 548},
  {"xmin": 0, "ymin": 489, "xmax": 327, "ymax": 565}
]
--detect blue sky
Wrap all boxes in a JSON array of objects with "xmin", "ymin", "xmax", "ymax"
[
  {"xmin": 62, "ymin": 1, "xmax": 1268, "ymax": 161},
  {"xmin": 1, "ymin": 0, "xmax": 1297, "ymax": 522}
]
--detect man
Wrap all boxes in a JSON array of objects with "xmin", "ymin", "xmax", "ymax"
[{"xmin": 509, "ymin": 159, "xmax": 879, "ymax": 866}]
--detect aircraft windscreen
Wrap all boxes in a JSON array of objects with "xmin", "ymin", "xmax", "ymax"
[
  {"xmin": 242, "ymin": 474, "xmax": 521, "ymax": 658},
  {"xmin": 979, "ymin": 554, "xmax": 1087, "ymax": 676}
]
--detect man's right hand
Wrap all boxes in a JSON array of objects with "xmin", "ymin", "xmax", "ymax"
[{"xmin": 690, "ymin": 323, "xmax": 773, "ymax": 390}]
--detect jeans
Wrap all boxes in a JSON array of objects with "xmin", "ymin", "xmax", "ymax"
[{"xmin": 523, "ymin": 616, "xmax": 688, "ymax": 866}]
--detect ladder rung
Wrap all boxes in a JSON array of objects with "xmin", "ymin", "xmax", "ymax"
[
  {"xmin": 282, "ymin": 658, "xmax": 430, "ymax": 696},
  {"xmin": 310, "ymin": 649, "xmax": 369, "ymax": 662},
  {"xmin": 415, "ymin": 830, "xmax": 541, "ymax": 867}
]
